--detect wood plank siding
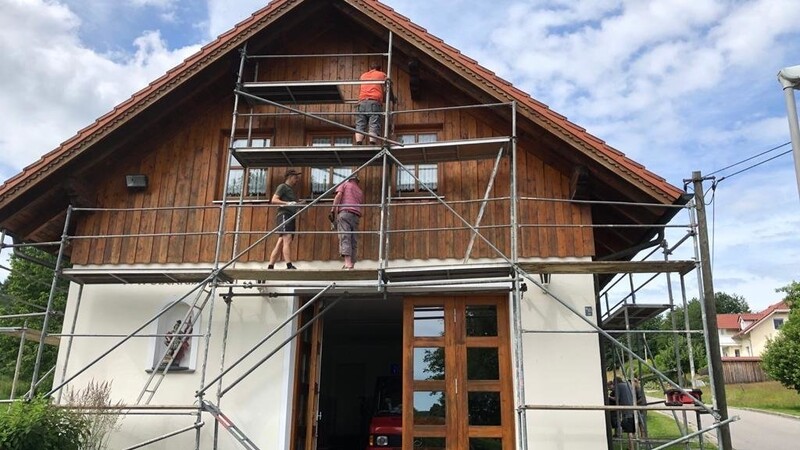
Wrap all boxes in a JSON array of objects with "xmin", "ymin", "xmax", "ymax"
[{"xmin": 70, "ymin": 26, "xmax": 593, "ymax": 266}]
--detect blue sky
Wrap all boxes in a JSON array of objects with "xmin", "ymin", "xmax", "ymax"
[{"xmin": 1, "ymin": 0, "xmax": 799, "ymax": 311}]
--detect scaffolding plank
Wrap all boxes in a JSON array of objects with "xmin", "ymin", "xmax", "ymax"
[
  {"xmin": 0, "ymin": 327, "xmax": 60, "ymax": 346},
  {"xmin": 224, "ymin": 268, "xmax": 376, "ymax": 281},
  {"xmin": 231, "ymin": 137, "xmax": 511, "ymax": 168},
  {"xmin": 518, "ymin": 260, "xmax": 696, "ymax": 275},
  {"xmin": 601, "ymin": 304, "xmax": 671, "ymax": 330},
  {"xmin": 384, "ymin": 263, "xmax": 512, "ymax": 283},
  {"xmin": 61, "ymin": 268, "xmax": 227, "ymax": 284},
  {"xmin": 240, "ymin": 83, "xmax": 344, "ymax": 104}
]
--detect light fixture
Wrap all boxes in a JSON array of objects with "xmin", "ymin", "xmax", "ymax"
[{"xmin": 125, "ymin": 174, "xmax": 148, "ymax": 191}]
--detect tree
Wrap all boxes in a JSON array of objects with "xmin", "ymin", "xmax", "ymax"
[
  {"xmin": 0, "ymin": 248, "xmax": 68, "ymax": 396},
  {"xmin": 761, "ymin": 281, "xmax": 800, "ymax": 393},
  {"xmin": 715, "ymin": 292, "xmax": 751, "ymax": 314}
]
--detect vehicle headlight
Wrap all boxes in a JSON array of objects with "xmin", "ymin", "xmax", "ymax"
[{"xmin": 376, "ymin": 435, "xmax": 389, "ymax": 446}]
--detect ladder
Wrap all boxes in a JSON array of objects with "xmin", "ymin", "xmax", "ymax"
[
  {"xmin": 136, "ymin": 282, "xmax": 214, "ymax": 404},
  {"xmin": 203, "ymin": 400, "xmax": 261, "ymax": 450}
]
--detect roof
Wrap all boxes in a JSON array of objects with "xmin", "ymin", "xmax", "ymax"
[
  {"xmin": 0, "ymin": 0, "xmax": 684, "ymax": 211},
  {"xmin": 717, "ymin": 314, "xmax": 741, "ymax": 330},
  {"xmin": 717, "ymin": 301, "xmax": 790, "ymax": 338}
]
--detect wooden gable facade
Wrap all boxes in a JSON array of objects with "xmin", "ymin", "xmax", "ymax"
[{"xmin": 0, "ymin": 0, "xmax": 685, "ymax": 269}]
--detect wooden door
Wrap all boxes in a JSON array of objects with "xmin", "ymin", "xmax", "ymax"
[
  {"xmin": 290, "ymin": 301, "xmax": 324, "ymax": 450},
  {"xmin": 402, "ymin": 296, "xmax": 514, "ymax": 450}
]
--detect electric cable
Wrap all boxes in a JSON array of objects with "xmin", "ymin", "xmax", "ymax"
[
  {"xmin": 707, "ymin": 141, "xmax": 790, "ymax": 176},
  {"xmin": 716, "ymin": 149, "xmax": 792, "ymax": 183}
]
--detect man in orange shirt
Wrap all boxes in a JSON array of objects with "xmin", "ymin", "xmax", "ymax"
[{"xmin": 355, "ymin": 63, "xmax": 387, "ymax": 145}]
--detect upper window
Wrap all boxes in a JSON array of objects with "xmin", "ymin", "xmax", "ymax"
[
  {"xmin": 396, "ymin": 133, "xmax": 438, "ymax": 193},
  {"xmin": 310, "ymin": 135, "xmax": 353, "ymax": 197},
  {"xmin": 774, "ymin": 318, "xmax": 785, "ymax": 330},
  {"xmin": 226, "ymin": 137, "xmax": 271, "ymax": 199}
]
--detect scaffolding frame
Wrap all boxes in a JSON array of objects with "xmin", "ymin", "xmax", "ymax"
[{"xmin": 0, "ymin": 32, "xmax": 735, "ymax": 450}]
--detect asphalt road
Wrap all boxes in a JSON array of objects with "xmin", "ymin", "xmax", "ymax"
[{"xmin": 663, "ymin": 405, "xmax": 800, "ymax": 450}]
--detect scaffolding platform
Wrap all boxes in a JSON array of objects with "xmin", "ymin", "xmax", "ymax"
[
  {"xmin": 231, "ymin": 137, "xmax": 511, "ymax": 167},
  {"xmin": 61, "ymin": 267, "xmax": 229, "ymax": 285},
  {"xmin": 601, "ymin": 303, "xmax": 671, "ymax": 330},
  {"xmin": 240, "ymin": 80, "xmax": 345, "ymax": 104},
  {"xmin": 518, "ymin": 260, "xmax": 696, "ymax": 275},
  {"xmin": 0, "ymin": 327, "xmax": 60, "ymax": 346}
]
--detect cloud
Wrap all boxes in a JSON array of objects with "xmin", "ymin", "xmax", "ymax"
[{"xmin": 0, "ymin": 0, "xmax": 200, "ymax": 177}]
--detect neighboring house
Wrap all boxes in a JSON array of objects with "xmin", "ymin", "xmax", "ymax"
[
  {"xmin": 717, "ymin": 301, "xmax": 790, "ymax": 358},
  {"xmin": 0, "ymin": 1, "xmax": 689, "ymax": 449}
]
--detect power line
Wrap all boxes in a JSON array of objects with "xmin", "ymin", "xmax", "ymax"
[
  {"xmin": 707, "ymin": 141, "xmax": 791, "ymax": 176},
  {"xmin": 717, "ymin": 149, "xmax": 792, "ymax": 182}
]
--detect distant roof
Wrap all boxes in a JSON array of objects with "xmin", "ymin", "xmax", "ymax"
[
  {"xmin": 0, "ymin": 0, "xmax": 683, "ymax": 209},
  {"xmin": 717, "ymin": 314, "xmax": 741, "ymax": 330},
  {"xmin": 717, "ymin": 301, "xmax": 790, "ymax": 337}
]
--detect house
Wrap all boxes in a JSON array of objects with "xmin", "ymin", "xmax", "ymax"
[
  {"xmin": 718, "ymin": 301, "xmax": 790, "ymax": 358},
  {"xmin": 0, "ymin": 1, "xmax": 690, "ymax": 449}
]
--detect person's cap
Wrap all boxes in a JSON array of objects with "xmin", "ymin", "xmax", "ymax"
[{"xmin": 285, "ymin": 169, "xmax": 302, "ymax": 177}]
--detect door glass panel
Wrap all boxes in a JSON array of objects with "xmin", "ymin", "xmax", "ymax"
[
  {"xmin": 468, "ymin": 391, "xmax": 501, "ymax": 425},
  {"xmin": 467, "ymin": 347, "xmax": 499, "ymax": 380},
  {"xmin": 470, "ymin": 437, "xmax": 503, "ymax": 450},
  {"xmin": 414, "ymin": 347, "xmax": 444, "ymax": 380},
  {"xmin": 413, "ymin": 391, "xmax": 446, "ymax": 425},
  {"xmin": 414, "ymin": 306, "xmax": 445, "ymax": 337},
  {"xmin": 466, "ymin": 305, "xmax": 498, "ymax": 336},
  {"xmin": 414, "ymin": 437, "xmax": 446, "ymax": 449}
]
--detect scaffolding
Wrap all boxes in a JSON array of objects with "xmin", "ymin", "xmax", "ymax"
[{"xmin": 0, "ymin": 32, "xmax": 735, "ymax": 450}]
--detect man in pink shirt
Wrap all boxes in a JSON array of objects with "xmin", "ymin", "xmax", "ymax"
[
  {"xmin": 354, "ymin": 63, "xmax": 387, "ymax": 145},
  {"xmin": 330, "ymin": 174, "xmax": 364, "ymax": 269}
]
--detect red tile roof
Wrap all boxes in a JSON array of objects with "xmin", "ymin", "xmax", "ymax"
[
  {"xmin": 0, "ymin": 0, "xmax": 684, "ymax": 207},
  {"xmin": 718, "ymin": 301, "xmax": 791, "ymax": 338},
  {"xmin": 717, "ymin": 314, "xmax": 741, "ymax": 330}
]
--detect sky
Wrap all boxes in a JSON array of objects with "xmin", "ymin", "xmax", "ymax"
[{"xmin": 1, "ymin": 0, "xmax": 799, "ymax": 312}]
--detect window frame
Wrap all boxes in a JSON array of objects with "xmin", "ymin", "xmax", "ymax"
[
  {"xmin": 394, "ymin": 131, "xmax": 440, "ymax": 195},
  {"xmin": 222, "ymin": 135, "xmax": 272, "ymax": 201},
  {"xmin": 308, "ymin": 133, "xmax": 356, "ymax": 198}
]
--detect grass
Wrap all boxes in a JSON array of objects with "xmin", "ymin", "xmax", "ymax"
[
  {"xmin": 700, "ymin": 381, "xmax": 800, "ymax": 417},
  {"xmin": 613, "ymin": 413, "xmax": 716, "ymax": 449}
]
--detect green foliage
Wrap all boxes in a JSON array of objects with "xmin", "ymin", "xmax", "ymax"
[
  {"xmin": 776, "ymin": 281, "xmax": 800, "ymax": 309},
  {"xmin": 0, "ymin": 248, "xmax": 68, "ymax": 389},
  {"xmin": 606, "ymin": 292, "xmax": 747, "ymax": 378},
  {"xmin": 762, "ymin": 282, "xmax": 800, "ymax": 393},
  {"xmin": 714, "ymin": 292, "xmax": 751, "ymax": 314},
  {"xmin": 0, "ymin": 396, "xmax": 88, "ymax": 450}
]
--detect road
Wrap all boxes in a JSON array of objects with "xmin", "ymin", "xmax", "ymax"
[{"xmin": 661, "ymin": 405, "xmax": 800, "ymax": 450}]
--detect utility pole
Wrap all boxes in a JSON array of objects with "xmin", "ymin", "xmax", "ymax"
[{"xmin": 691, "ymin": 171, "xmax": 732, "ymax": 450}]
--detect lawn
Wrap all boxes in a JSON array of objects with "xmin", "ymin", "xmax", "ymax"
[
  {"xmin": 613, "ymin": 413, "xmax": 716, "ymax": 449},
  {"xmin": 700, "ymin": 381, "xmax": 800, "ymax": 417}
]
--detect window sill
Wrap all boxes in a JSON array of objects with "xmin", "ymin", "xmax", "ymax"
[
  {"xmin": 390, "ymin": 195, "xmax": 444, "ymax": 201},
  {"xmin": 145, "ymin": 368, "xmax": 195, "ymax": 374}
]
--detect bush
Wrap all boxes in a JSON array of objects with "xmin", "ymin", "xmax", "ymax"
[{"xmin": 0, "ymin": 396, "xmax": 88, "ymax": 450}]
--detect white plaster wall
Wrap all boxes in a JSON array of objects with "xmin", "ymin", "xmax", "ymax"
[
  {"xmin": 518, "ymin": 273, "xmax": 608, "ymax": 449},
  {"xmin": 55, "ymin": 281, "xmax": 296, "ymax": 450}
]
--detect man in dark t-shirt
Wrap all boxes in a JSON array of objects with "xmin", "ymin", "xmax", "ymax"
[{"xmin": 268, "ymin": 169, "xmax": 302, "ymax": 269}]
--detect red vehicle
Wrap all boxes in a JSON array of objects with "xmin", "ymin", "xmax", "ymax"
[{"xmin": 366, "ymin": 376, "xmax": 402, "ymax": 449}]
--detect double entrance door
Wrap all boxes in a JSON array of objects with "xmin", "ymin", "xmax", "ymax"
[
  {"xmin": 403, "ymin": 296, "xmax": 514, "ymax": 450},
  {"xmin": 292, "ymin": 295, "xmax": 514, "ymax": 450}
]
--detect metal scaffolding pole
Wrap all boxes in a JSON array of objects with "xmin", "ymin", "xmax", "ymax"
[{"xmin": 29, "ymin": 205, "xmax": 72, "ymax": 396}]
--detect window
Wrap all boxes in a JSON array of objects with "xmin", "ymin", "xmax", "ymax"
[
  {"xmin": 396, "ymin": 133, "xmax": 438, "ymax": 192},
  {"xmin": 226, "ymin": 137, "xmax": 271, "ymax": 199},
  {"xmin": 774, "ymin": 318, "xmax": 785, "ymax": 330},
  {"xmin": 309, "ymin": 135, "xmax": 353, "ymax": 197},
  {"xmin": 734, "ymin": 349, "xmax": 740, "ymax": 357}
]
